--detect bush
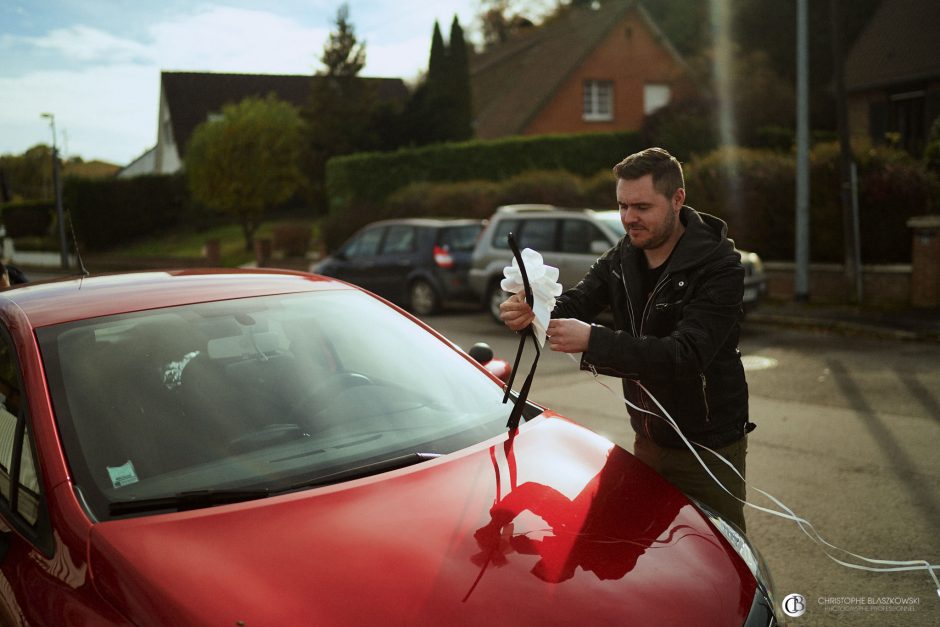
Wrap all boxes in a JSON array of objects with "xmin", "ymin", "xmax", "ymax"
[
  {"xmin": 684, "ymin": 143, "xmax": 939, "ymax": 263},
  {"xmin": 0, "ymin": 200, "xmax": 55, "ymax": 238},
  {"xmin": 271, "ymin": 223, "xmax": 312, "ymax": 257},
  {"xmin": 326, "ymin": 130, "xmax": 643, "ymax": 214},
  {"xmin": 64, "ymin": 174, "xmax": 194, "ymax": 251}
]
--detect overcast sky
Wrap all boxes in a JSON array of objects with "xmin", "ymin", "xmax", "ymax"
[{"xmin": 1, "ymin": 0, "xmax": 482, "ymax": 165}]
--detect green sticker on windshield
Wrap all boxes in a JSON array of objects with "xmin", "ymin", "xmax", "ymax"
[{"xmin": 107, "ymin": 460, "xmax": 139, "ymax": 488}]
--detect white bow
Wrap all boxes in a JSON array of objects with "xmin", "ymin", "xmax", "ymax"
[{"xmin": 501, "ymin": 248, "xmax": 563, "ymax": 347}]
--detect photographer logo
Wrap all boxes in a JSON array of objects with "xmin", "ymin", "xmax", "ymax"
[{"xmin": 782, "ymin": 593, "xmax": 807, "ymax": 618}]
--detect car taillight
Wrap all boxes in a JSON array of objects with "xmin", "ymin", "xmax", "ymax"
[{"xmin": 434, "ymin": 245, "xmax": 454, "ymax": 268}]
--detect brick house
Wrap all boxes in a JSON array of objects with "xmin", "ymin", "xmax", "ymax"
[
  {"xmin": 119, "ymin": 71, "xmax": 408, "ymax": 178},
  {"xmin": 469, "ymin": 0, "xmax": 695, "ymax": 139},
  {"xmin": 845, "ymin": 0, "xmax": 940, "ymax": 156}
]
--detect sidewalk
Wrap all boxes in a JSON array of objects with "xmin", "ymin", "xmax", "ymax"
[{"xmin": 747, "ymin": 300, "xmax": 940, "ymax": 343}]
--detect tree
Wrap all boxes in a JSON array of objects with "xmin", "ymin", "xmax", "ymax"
[
  {"xmin": 186, "ymin": 95, "xmax": 303, "ymax": 251},
  {"xmin": 405, "ymin": 16, "xmax": 474, "ymax": 146},
  {"xmin": 319, "ymin": 3, "xmax": 365, "ymax": 77},
  {"xmin": 301, "ymin": 3, "xmax": 401, "ymax": 213},
  {"xmin": 449, "ymin": 16, "xmax": 474, "ymax": 141}
]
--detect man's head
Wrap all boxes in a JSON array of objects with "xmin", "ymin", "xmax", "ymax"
[
  {"xmin": 612, "ymin": 147, "xmax": 685, "ymax": 199},
  {"xmin": 612, "ymin": 148, "xmax": 686, "ymax": 259}
]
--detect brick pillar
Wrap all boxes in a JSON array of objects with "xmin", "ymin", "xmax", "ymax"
[
  {"xmin": 254, "ymin": 238, "xmax": 272, "ymax": 267},
  {"xmin": 907, "ymin": 215, "xmax": 940, "ymax": 308}
]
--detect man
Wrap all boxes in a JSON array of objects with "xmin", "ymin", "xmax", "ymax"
[{"xmin": 500, "ymin": 147, "xmax": 752, "ymax": 530}]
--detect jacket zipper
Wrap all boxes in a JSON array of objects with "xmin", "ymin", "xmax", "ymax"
[
  {"xmin": 638, "ymin": 274, "xmax": 670, "ymax": 440},
  {"xmin": 701, "ymin": 373, "xmax": 710, "ymax": 422}
]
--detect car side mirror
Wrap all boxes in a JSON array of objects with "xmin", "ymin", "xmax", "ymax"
[
  {"xmin": 468, "ymin": 343, "xmax": 494, "ymax": 364},
  {"xmin": 590, "ymin": 240, "xmax": 610, "ymax": 255},
  {"xmin": 333, "ymin": 250, "xmax": 347, "ymax": 261}
]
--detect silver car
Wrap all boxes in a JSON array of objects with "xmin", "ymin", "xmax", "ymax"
[{"xmin": 469, "ymin": 204, "xmax": 767, "ymax": 320}]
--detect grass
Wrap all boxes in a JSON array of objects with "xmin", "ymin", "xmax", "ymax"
[{"xmin": 107, "ymin": 219, "xmax": 318, "ymax": 267}]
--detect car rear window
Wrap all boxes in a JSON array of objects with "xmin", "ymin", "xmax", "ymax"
[{"xmin": 439, "ymin": 224, "xmax": 482, "ymax": 252}]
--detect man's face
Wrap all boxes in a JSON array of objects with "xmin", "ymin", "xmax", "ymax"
[{"xmin": 616, "ymin": 174, "xmax": 685, "ymax": 251}]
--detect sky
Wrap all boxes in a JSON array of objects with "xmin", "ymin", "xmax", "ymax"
[{"xmin": 0, "ymin": 0, "xmax": 482, "ymax": 165}]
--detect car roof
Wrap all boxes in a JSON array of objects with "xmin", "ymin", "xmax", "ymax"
[
  {"xmin": 493, "ymin": 205, "xmax": 611, "ymax": 217},
  {"xmin": 0, "ymin": 268, "xmax": 352, "ymax": 329},
  {"xmin": 363, "ymin": 218, "xmax": 483, "ymax": 229}
]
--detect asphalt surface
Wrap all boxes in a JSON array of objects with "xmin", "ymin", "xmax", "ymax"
[{"xmin": 424, "ymin": 306, "xmax": 940, "ymax": 627}]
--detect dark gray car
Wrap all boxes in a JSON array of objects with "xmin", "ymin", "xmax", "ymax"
[{"xmin": 313, "ymin": 218, "xmax": 484, "ymax": 315}]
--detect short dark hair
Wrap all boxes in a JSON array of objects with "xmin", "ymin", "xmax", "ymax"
[{"xmin": 612, "ymin": 147, "xmax": 685, "ymax": 199}]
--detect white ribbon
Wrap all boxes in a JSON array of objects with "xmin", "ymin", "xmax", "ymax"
[{"xmin": 501, "ymin": 248, "xmax": 562, "ymax": 347}]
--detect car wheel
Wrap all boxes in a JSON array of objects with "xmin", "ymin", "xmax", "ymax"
[
  {"xmin": 409, "ymin": 279, "xmax": 440, "ymax": 316},
  {"xmin": 487, "ymin": 281, "xmax": 508, "ymax": 323}
]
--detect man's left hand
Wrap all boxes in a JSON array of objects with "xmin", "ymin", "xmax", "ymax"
[{"xmin": 546, "ymin": 319, "xmax": 591, "ymax": 353}]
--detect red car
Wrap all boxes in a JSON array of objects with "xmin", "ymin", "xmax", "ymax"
[{"xmin": 0, "ymin": 269, "xmax": 776, "ymax": 625}]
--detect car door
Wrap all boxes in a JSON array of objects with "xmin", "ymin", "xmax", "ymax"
[
  {"xmin": 373, "ymin": 224, "xmax": 419, "ymax": 302},
  {"xmin": 331, "ymin": 225, "xmax": 386, "ymax": 292},
  {"xmin": 0, "ymin": 327, "xmax": 74, "ymax": 625},
  {"xmin": 556, "ymin": 218, "xmax": 615, "ymax": 289}
]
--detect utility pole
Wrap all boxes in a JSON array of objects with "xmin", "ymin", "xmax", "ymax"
[
  {"xmin": 830, "ymin": 0, "xmax": 863, "ymax": 303},
  {"xmin": 794, "ymin": 0, "xmax": 810, "ymax": 302},
  {"xmin": 40, "ymin": 112, "xmax": 70, "ymax": 270}
]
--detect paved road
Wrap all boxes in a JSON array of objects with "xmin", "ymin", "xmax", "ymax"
[{"xmin": 421, "ymin": 308, "xmax": 940, "ymax": 626}]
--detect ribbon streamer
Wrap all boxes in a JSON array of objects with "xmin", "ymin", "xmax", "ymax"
[{"xmin": 569, "ymin": 353, "xmax": 940, "ymax": 597}]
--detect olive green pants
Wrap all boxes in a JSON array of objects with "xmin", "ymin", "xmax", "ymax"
[{"xmin": 633, "ymin": 433, "xmax": 748, "ymax": 532}]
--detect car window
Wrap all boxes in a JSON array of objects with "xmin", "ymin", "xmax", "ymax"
[
  {"xmin": 491, "ymin": 218, "xmax": 519, "ymax": 250},
  {"xmin": 344, "ymin": 227, "xmax": 383, "ymax": 258},
  {"xmin": 439, "ymin": 224, "xmax": 482, "ymax": 252},
  {"xmin": 382, "ymin": 225, "xmax": 416, "ymax": 254},
  {"xmin": 518, "ymin": 218, "xmax": 557, "ymax": 252},
  {"xmin": 560, "ymin": 219, "xmax": 608, "ymax": 253},
  {"xmin": 0, "ymin": 331, "xmax": 41, "ymax": 527},
  {"xmin": 39, "ymin": 291, "xmax": 521, "ymax": 521}
]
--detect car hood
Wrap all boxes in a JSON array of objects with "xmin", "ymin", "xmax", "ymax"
[{"xmin": 87, "ymin": 415, "xmax": 754, "ymax": 626}]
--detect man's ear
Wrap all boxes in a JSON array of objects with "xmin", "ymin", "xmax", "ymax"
[{"xmin": 673, "ymin": 187, "xmax": 686, "ymax": 211}]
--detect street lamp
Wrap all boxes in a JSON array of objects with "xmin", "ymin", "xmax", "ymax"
[{"xmin": 40, "ymin": 112, "xmax": 69, "ymax": 270}]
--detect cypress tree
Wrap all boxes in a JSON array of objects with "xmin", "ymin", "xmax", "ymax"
[{"xmin": 449, "ymin": 16, "xmax": 474, "ymax": 140}]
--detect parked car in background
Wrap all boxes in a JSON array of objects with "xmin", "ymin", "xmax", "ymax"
[
  {"xmin": 313, "ymin": 218, "xmax": 483, "ymax": 315},
  {"xmin": 469, "ymin": 204, "xmax": 767, "ymax": 320},
  {"xmin": 0, "ymin": 269, "xmax": 776, "ymax": 625}
]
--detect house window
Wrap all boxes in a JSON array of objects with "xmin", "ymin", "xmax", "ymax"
[
  {"xmin": 644, "ymin": 84, "xmax": 672, "ymax": 115},
  {"xmin": 889, "ymin": 89, "xmax": 926, "ymax": 155},
  {"xmin": 583, "ymin": 80, "xmax": 613, "ymax": 121}
]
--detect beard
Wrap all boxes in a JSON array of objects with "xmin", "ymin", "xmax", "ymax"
[{"xmin": 627, "ymin": 207, "xmax": 678, "ymax": 250}]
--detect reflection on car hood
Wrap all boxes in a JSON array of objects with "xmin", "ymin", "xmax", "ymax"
[{"xmin": 88, "ymin": 415, "xmax": 754, "ymax": 625}]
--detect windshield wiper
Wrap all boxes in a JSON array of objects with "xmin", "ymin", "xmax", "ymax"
[
  {"xmin": 109, "ymin": 488, "xmax": 272, "ymax": 516},
  {"xmin": 108, "ymin": 453, "xmax": 442, "ymax": 516},
  {"xmin": 283, "ymin": 452, "xmax": 442, "ymax": 492}
]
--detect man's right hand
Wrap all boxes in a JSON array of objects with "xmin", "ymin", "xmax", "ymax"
[{"xmin": 499, "ymin": 291, "xmax": 535, "ymax": 332}]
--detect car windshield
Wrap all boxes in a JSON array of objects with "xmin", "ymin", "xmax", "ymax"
[{"xmin": 38, "ymin": 290, "xmax": 519, "ymax": 520}]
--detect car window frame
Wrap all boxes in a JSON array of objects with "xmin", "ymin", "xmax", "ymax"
[
  {"xmin": 0, "ymin": 324, "xmax": 53, "ymax": 557},
  {"xmin": 560, "ymin": 218, "xmax": 609, "ymax": 254},
  {"xmin": 380, "ymin": 224, "xmax": 417, "ymax": 255},
  {"xmin": 343, "ymin": 226, "xmax": 385, "ymax": 259}
]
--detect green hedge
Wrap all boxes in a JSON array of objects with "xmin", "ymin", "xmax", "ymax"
[
  {"xmin": 684, "ymin": 143, "xmax": 940, "ymax": 263},
  {"xmin": 0, "ymin": 200, "xmax": 55, "ymax": 238},
  {"xmin": 321, "ymin": 169, "xmax": 619, "ymax": 250},
  {"xmin": 63, "ymin": 174, "xmax": 195, "ymax": 251},
  {"xmin": 325, "ymin": 131, "xmax": 643, "ymax": 215}
]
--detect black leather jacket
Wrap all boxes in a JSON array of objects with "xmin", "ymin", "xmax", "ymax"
[{"xmin": 552, "ymin": 206, "xmax": 751, "ymax": 449}]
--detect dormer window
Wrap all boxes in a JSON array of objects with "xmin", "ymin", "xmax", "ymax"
[{"xmin": 583, "ymin": 80, "xmax": 613, "ymax": 122}]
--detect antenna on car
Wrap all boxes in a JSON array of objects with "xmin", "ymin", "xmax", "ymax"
[{"xmin": 66, "ymin": 208, "xmax": 90, "ymax": 277}]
